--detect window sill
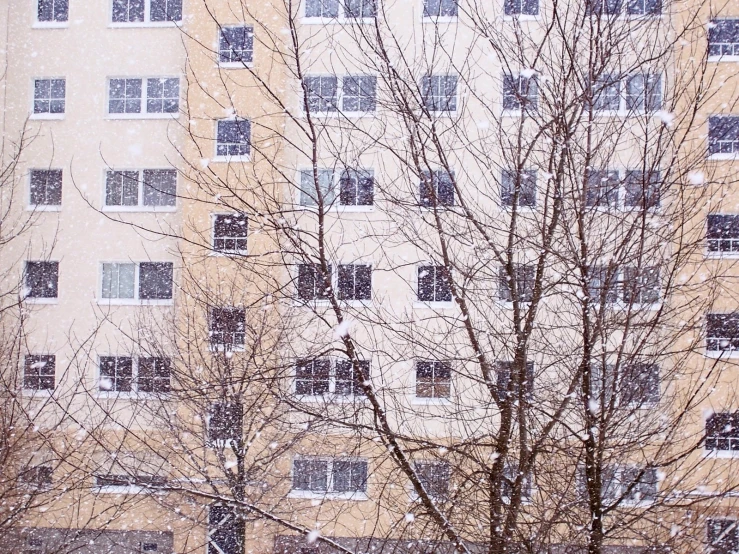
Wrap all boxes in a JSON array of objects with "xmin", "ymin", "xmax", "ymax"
[
  {"xmin": 703, "ymin": 449, "xmax": 739, "ymax": 459},
  {"xmin": 295, "ymin": 394, "xmax": 366, "ymax": 403},
  {"xmin": 97, "ymin": 299, "xmax": 173, "ymax": 306},
  {"xmin": 209, "ymin": 250, "xmax": 249, "ymax": 257},
  {"xmin": 106, "ymin": 113, "xmax": 179, "ymax": 120},
  {"xmin": 496, "ymin": 300, "xmax": 531, "ymax": 308},
  {"xmin": 413, "ymin": 301, "xmax": 455, "ymax": 309},
  {"xmin": 29, "ymin": 114, "xmax": 65, "ymax": 121},
  {"xmin": 288, "ymin": 490, "xmax": 368, "ymax": 501},
  {"xmin": 93, "ymin": 485, "xmax": 165, "ymax": 494},
  {"xmin": 500, "ymin": 205, "xmax": 537, "ymax": 212},
  {"xmin": 704, "ymin": 350, "xmax": 739, "ymax": 359},
  {"xmin": 502, "ymin": 14, "xmax": 539, "ymax": 20},
  {"xmin": 708, "ymin": 154, "xmax": 739, "ymax": 161},
  {"xmin": 218, "ymin": 62, "xmax": 255, "ymax": 69},
  {"xmin": 97, "ymin": 391, "xmax": 171, "ymax": 399},
  {"xmin": 32, "ymin": 22, "xmax": 69, "ymax": 29},
  {"xmin": 22, "ymin": 388, "xmax": 53, "ymax": 397},
  {"xmin": 209, "ymin": 345, "xmax": 246, "ymax": 353},
  {"xmin": 23, "ymin": 298, "xmax": 59, "ymax": 305},
  {"xmin": 412, "ymin": 397, "xmax": 451, "ymax": 405},
  {"xmin": 301, "ymin": 17, "xmax": 376, "ymax": 25},
  {"xmin": 708, "ymin": 55, "xmax": 739, "ymax": 63},
  {"xmin": 296, "ymin": 204, "xmax": 375, "ymax": 212},
  {"xmin": 706, "ymin": 251, "xmax": 739, "ymax": 259},
  {"xmin": 108, "ymin": 21, "xmax": 181, "ymax": 29},
  {"xmin": 27, "ymin": 205, "xmax": 61, "ymax": 212},
  {"xmin": 421, "ymin": 16, "xmax": 458, "ymax": 23},
  {"xmin": 212, "ymin": 155, "xmax": 252, "ymax": 163},
  {"xmin": 102, "ymin": 206, "xmax": 177, "ymax": 213}
]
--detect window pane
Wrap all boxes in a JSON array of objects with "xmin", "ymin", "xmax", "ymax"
[
  {"xmin": 299, "ymin": 169, "xmax": 336, "ymax": 207},
  {"xmin": 139, "ymin": 262, "xmax": 173, "ymax": 300},
  {"xmin": 24, "ymin": 355, "xmax": 56, "ymax": 390},
  {"xmin": 150, "ymin": 0, "xmax": 183, "ymax": 21},
  {"xmin": 30, "ymin": 169, "xmax": 63, "ymax": 206},
  {"xmin": 219, "ymin": 26, "xmax": 254, "ymax": 64},
  {"xmin": 293, "ymin": 459, "xmax": 329, "ymax": 491},
  {"xmin": 214, "ymin": 214, "xmax": 248, "ymax": 252},
  {"xmin": 25, "ymin": 261, "xmax": 59, "ymax": 298},
  {"xmin": 333, "ymin": 460, "xmax": 368, "ymax": 492},
  {"xmin": 101, "ymin": 263, "xmax": 135, "ymax": 299},
  {"xmin": 99, "ymin": 356, "xmax": 133, "ymax": 392},
  {"xmin": 142, "ymin": 169, "xmax": 177, "ymax": 206},
  {"xmin": 146, "ymin": 78, "xmax": 179, "ymax": 113},
  {"xmin": 112, "ymin": 0, "xmax": 144, "ymax": 22},
  {"xmin": 209, "ymin": 308, "xmax": 246, "ymax": 349},
  {"xmin": 208, "ymin": 505, "xmax": 245, "ymax": 554},
  {"xmin": 138, "ymin": 357, "xmax": 171, "ymax": 393},
  {"xmin": 295, "ymin": 359, "xmax": 330, "ymax": 395},
  {"xmin": 216, "ymin": 119, "xmax": 251, "ymax": 157},
  {"xmin": 305, "ymin": 0, "xmax": 339, "ymax": 17}
]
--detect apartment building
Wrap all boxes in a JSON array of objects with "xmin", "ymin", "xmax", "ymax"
[{"xmin": 4, "ymin": 0, "xmax": 739, "ymax": 553}]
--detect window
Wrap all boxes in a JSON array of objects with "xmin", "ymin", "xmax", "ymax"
[
  {"xmin": 24, "ymin": 355, "xmax": 55, "ymax": 390},
  {"xmin": 339, "ymin": 169, "xmax": 374, "ymax": 206},
  {"xmin": 589, "ymin": 363, "xmax": 660, "ymax": 406},
  {"xmin": 99, "ymin": 356, "xmax": 171, "ymax": 393},
  {"xmin": 95, "ymin": 473, "xmax": 166, "ymax": 488},
  {"xmin": 297, "ymin": 264, "xmax": 332, "ymax": 300},
  {"xmin": 37, "ymin": 0, "xmax": 68, "ymax": 22},
  {"xmin": 501, "ymin": 170, "xmax": 536, "ymax": 207},
  {"xmin": 219, "ymin": 26, "xmax": 254, "ymax": 65},
  {"xmin": 420, "ymin": 170, "xmax": 455, "ymax": 207},
  {"xmin": 502, "ymin": 74, "xmax": 537, "ymax": 112},
  {"xmin": 708, "ymin": 214, "xmax": 739, "ymax": 254},
  {"xmin": 304, "ymin": 0, "xmax": 376, "ymax": 18},
  {"xmin": 338, "ymin": 264, "xmax": 372, "ymax": 301},
  {"xmin": 498, "ymin": 264, "xmax": 535, "ymax": 303},
  {"xmin": 105, "ymin": 169, "xmax": 177, "ymax": 208},
  {"xmin": 707, "ymin": 313, "xmax": 739, "ymax": 353},
  {"xmin": 108, "ymin": 78, "xmax": 179, "ymax": 115},
  {"xmin": 304, "ymin": 76, "xmax": 338, "ymax": 113},
  {"xmin": 209, "ymin": 308, "xmax": 246, "ymax": 350},
  {"xmin": 417, "ymin": 265, "xmax": 452, "ymax": 303},
  {"xmin": 112, "ymin": 0, "xmax": 183, "ymax": 23},
  {"xmin": 293, "ymin": 457, "xmax": 368, "ymax": 494},
  {"xmin": 587, "ymin": 266, "xmax": 619, "ymax": 304},
  {"xmin": 216, "ymin": 119, "xmax": 251, "ymax": 158},
  {"xmin": 501, "ymin": 464, "xmax": 532, "ymax": 502},
  {"xmin": 622, "ymin": 267, "xmax": 660, "ymax": 304},
  {"xmin": 423, "ymin": 0, "xmax": 458, "ymax": 17},
  {"xmin": 709, "ymin": 20, "xmax": 739, "ymax": 58},
  {"xmin": 295, "ymin": 358, "xmax": 369, "ymax": 397},
  {"xmin": 585, "ymin": 170, "xmax": 619, "ymax": 207},
  {"xmin": 30, "ymin": 169, "xmax": 62, "ymax": 206},
  {"xmin": 33, "ymin": 78, "xmax": 65, "ymax": 116},
  {"xmin": 504, "ymin": 0, "xmax": 538, "ymax": 16},
  {"xmin": 624, "ymin": 74, "xmax": 662, "ymax": 112},
  {"xmin": 421, "ymin": 75, "xmax": 458, "ymax": 112},
  {"xmin": 299, "ymin": 169, "xmax": 337, "ymax": 207},
  {"xmin": 709, "ymin": 116, "xmax": 739, "ymax": 157},
  {"xmin": 708, "ymin": 519, "xmax": 739, "ymax": 554},
  {"xmin": 600, "ymin": 466, "xmax": 657, "ymax": 503},
  {"xmin": 213, "ymin": 214, "xmax": 248, "ymax": 253},
  {"xmin": 208, "ymin": 505, "xmax": 245, "ymax": 554},
  {"xmin": 20, "ymin": 465, "xmax": 53, "ymax": 488},
  {"xmin": 707, "ymin": 413, "xmax": 739, "ymax": 451},
  {"xmin": 416, "ymin": 360, "xmax": 452, "ymax": 399},
  {"xmin": 342, "ymin": 76, "xmax": 377, "ymax": 113},
  {"xmin": 624, "ymin": 170, "xmax": 660, "ymax": 209},
  {"xmin": 413, "ymin": 460, "xmax": 450, "ymax": 499},
  {"xmin": 584, "ymin": 0, "xmax": 620, "ymax": 15},
  {"xmin": 208, "ymin": 403, "xmax": 244, "ymax": 444},
  {"xmin": 495, "ymin": 361, "xmax": 534, "ymax": 401},
  {"xmin": 101, "ymin": 262, "xmax": 173, "ymax": 301},
  {"xmin": 24, "ymin": 261, "xmax": 58, "ymax": 299},
  {"xmin": 585, "ymin": 0, "xmax": 659, "ymax": 15},
  {"xmin": 592, "ymin": 74, "xmax": 621, "ymax": 112},
  {"xmin": 626, "ymin": 0, "xmax": 661, "ymax": 15}
]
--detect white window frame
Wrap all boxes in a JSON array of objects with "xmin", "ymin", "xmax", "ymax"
[
  {"xmin": 211, "ymin": 213, "xmax": 248, "ymax": 255},
  {"xmin": 413, "ymin": 263, "xmax": 455, "ymax": 309},
  {"xmin": 293, "ymin": 357, "xmax": 370, "ymax": 402},
  {"xmin": 412, "ymin": 359, "xmax": 453, "ymax": 405},
  {"xmin": 27, "ymin": 168, "xmax": 63, "ymax": 211},
  {"xmin": 295, "ymin": 168, "xmax": 375, "ymax": 212},
  {"xmin": 590, "ymin": 73, "xmax": 663, "ymax": 117},
  {"xmin": 208, "ymin": 307, "xmax": 247, "ymax": 353},
  {"xmin": 22, "ymin": 260, "xmax": 59, "ymax": 304},
  {"xmin": 300, "ymin": 75, "xmax": 378, "ymax": 117},
  {"xmin": 292, "ymin": 260, "xmax": 373, "ymax": 306},
  {"xmin": 588, "ymin": 361, "xmax": 660, "ymax": 409},
  {"xmin": 706, "ymin": 213, "xmax": 739, "ymax": 259},
  {"xmin": 289, "ymin": 456, "xmax": 369, "ymax": 500},
  {"xmin": 102, "ymin": 168, "xmax": 178, "ymax": 212},
  {"xmin": 708, "ymin": 115, "xmax": 739, "ymax": 161},
  {"xmin": 705, "ymin": 313, "xmax": 739, "ymax": 359},
  {"xmin": 301, "ymin": 0, "xmax": 376, "ymax": 24},
  {"xmin": 108, "ymin": 0, "xmax": 182, "ymax": 27},
  {"xmin": 409, "ymin": 460, "xmax": 451, "ymax": 500},
  {"xmin": 21, "ymin": 354, "xmax": 56, "ymax": 396},
  {"xmin": 217, "ymin": 25, "xmax": 255, "ymax": 69},
  {"xmin": 581, "ymin": 169, "xmax": 662, "ymax": 212},
  {"xmin": 34, "ymin": 0, "xmax": 69, "ymax": 28},
  {"xmin": 96, "ymin": 355, "xmax": 172, "ymax": 397},
  {"xmin": 105, "ymin": 77, "xmax": 180, "ymax": 119},
  {"xmin": 212, "ymin": 117, "xmax": 251, "ymax": 162},
  {"xmin": 98, "ymin": 261, "xmax": 174, "ymax": 305},
  {"xmin": 30, "ymin": 77, "xmax": 66, "ymax": 120},
  {"xmin": 501, "ymin": 73, "xmax": 538, "ymax": 117},
  {"xmin": 708, "ymin": 19, "xmax": 739, "ymax": 62}
]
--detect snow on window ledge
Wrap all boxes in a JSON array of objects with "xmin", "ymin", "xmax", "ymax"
[
  {"xmin": 29, "ymin": 113, "xmax": 65, "ymax": 121},
  {"xmin": 218, "ymin": 61, "xmax": 255, "ymax": 70},
  {"xmin": 102, "ymin": 206, "xmax": 177, "ymax": 213},
  {"xmin": 703, "ymin": 448, "xmax": 739, "ymax": 459},
  {"xmin": 108, "ymin": 21, "xmax": 181, "ymax": 29},
  {"xmin": 708, "ymin": 55, "xmax": 739, "ymax": 63},
  {"xmin": 704, "ymin": 350, "xmax": 739, "ymax": 359},
  {"xmin": 412, "ymin": 396, "xmax": 452, "ymax": 406},
  {"xmin": 105, "ymin": 113, "xmax": 179, "ymax": 120},
  {"xmin": 23, "ymin": 298, "xmax": 58, "ymax": 305},
  {"xmin": 211, "ymin": 155, "xmax": 252, "ymax": 164},
  {"xmin": 32, "ymin": 22, "xmax": 69, "ymax": 29},
  {"xmin": 96, "ymin": 299, "xmax": 173, "ymax": 306},
  {"xmin": 288, "ymin": 490, "xmax": 368, "ymax": 501},
  {"xmin": 708, "ymin": 153, "xmax": 739, "ymax": 161},
  {"xmin": 26, "ymin": 205, "xmax": 61, "ymax": 212}
]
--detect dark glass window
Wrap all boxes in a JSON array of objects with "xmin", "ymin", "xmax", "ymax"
[
  {"xmin": 109, "ymin": 78, "xmax": 142, "ymax": 114},
  {"xmin": 626, "ymin": 0, "xmax": 661, "ymax": 15},
  {"xmin": 624, "ymin": 74, "xmax": 662, "ymax": 112},
  {"xmin": 219, "ymin": 27, "xmax": 254, "ymax": 64},
  {"xmin": 21, "ymin": 465, "xmax": 53, "ymax": 488},
  {"xmin": 706, "ymin": 313, "xmax": 739, "ymax": 352},
  {"xmin": 335, "ymin": 359, "xmax": 369, "ymax": 396},
  {"xmin": 304, "ymin": 76, "xmax": 338, "ymax": 112},
  {"xmin": 620, "ymin": 363, "xmax": 660, "ymax": 405},
  {"xmin": 706, "ymin": 413, "xmax": 739, "ymax": 451},
  {"xmin": 624, "ymin": 170, "xmax": 661, "ymax": 209},
  {"xmin": 209, "ymin": 308, "xmax": 246, "ymax": 349},
  {"xmin": 295, "ymin": 358, "xmax": 331, "ymax": 396},
  {"xmin": 498, "ymin": 264, "xmax": 535, "ymax": 303},
  {"xmin": 495, "ymin": 361, "xmax": 534, "ymax": 401},
  {"xmin": 305, "ymin": 0, "xmax": 339, "ymax": 17},
  {"xmin": 708, "ymin": 214, "xmax": 739, "ymax": 253},
  {"xmin": 25, "ymin": 261, "xmax": 58, "ymax": 299},
  {"xmin": 112, "ymin": 0, "xmax": 145, "ymax": 22},
  {"xmin": 586, "ymin": 170, "xmax": 619, "ymax": 207},
  {"xmin": 332, "ymin": 459, "xmax": 368, "ymax": 492},
  {"xmin": 423, "ymin": 0, "xmax": 458, "ymax": 17},
  {"xmin": 33, "ymin": 79, "xmax": 65, "ymax": 115},
  {"xmin": 150, "ymin": 0, "xmax": 182, "ymax": 21},
  {"xmin": 587, "ymin": 265, "xmax": 619, "ymax": 304},
  {"xmin": 709, "ymin": 20, "xmax": 739, "ymax": 57},
  {"xmin": 297, "ymin": 264, "xmax": 332, "ymax": 300},
  {"xmin": 339, "ymin": 169, "xmax": 374, "ymax": 206},
  {"xmin": 99, "ymin": 356, "xmax": 134, "ymax": 392},
  {"xmin": 420, "ymin": 170, "xmax": 455, "ymax": 207},
  {"xmin": 342, "ymin": 76, "xmax": 376, "ymax": 112},
  {"xmin": 345, "ymin": 0, "xmax": 376, "ymax": 18},
  {"xmin": 146, "ymin": 78, "xmax": 179, "ymax": 113},
  {"xmin": 501, "ymin": 464, "xmax": 532, "ymax": 502},
  {"xmin": 138, "ymin": 262, "xmax": 173, "ymax": 300},
  {"xmin": 38, "ymin": 0, "xmax": 68, "ymax": 22},
  {"xmin": 293, "ymin": 459, "xmax": 329, "ymax": 491},
  {"xmin": 593, "ymin": 74, "xmax": 621, "ymax": 111},
  {"xmin": 501, "ymin": 170, "xmax": 536, "ymax": 207},
  {"xmin": 585, "ymin": 0, "xmax": 621, "ymax": 15},
  {"xmin": 417, "ymin": 265, "xmax": 452, "ymax": 302},
  {"xmin": 622, "ymin": 267, "xmax": 660, "ymax": 304},
  {"xmin": 504, "ymin": 0, "xmax": 539, "ymax": 15},
  {"xmin": 214, "ymin": 214, "xmax": 248, "ymax": 252},
  {"xmin": 414, "ymin": 461, "xmax": 450, "ymax": 499},
  {"xmin": 416, "ymin": 360, "xmax": 452, "ymax": 398},
  {"xmin": 24, "ymin": 355, "xmax": 56, "ymax": 390},
  {"xmin": 30, "ymin": 169, "xmax": 62, "ymax": 206},
  {"xmin": 708, "ymin": 519, "xmax": 739, "ymax": 554},
  {"xmin": 299, "ymin": 169, "xmax": 336, "ymax": 207},
  {"xmin": 502, "ymin": 75, "xmax": 537, "ymax": 111},
  {"xmin": 208, "ymin": 403, "xmax": 244, "ymax": 444},
  {"xmin": 143, "ymin": 169, "xmax": 177, "ymax": 206},
  {"xmin": 216, "ymin": 119, "xmax": 251, "ymax": 157},
  {"xmin": 138, "ymin": 357, "xmax": 171, "ymax": 393},
  {"xmin": 338, "ymin": 264, "xmax": 372, "ymax": 301},
  {"xmin": 709, "ymin": 116, "xmax": 739, "ymax": 157},
  {"xmin": 208, "ymin": 505, "xmax": 245, "ymax": 554},
  {"xmin": 421, "ymin": 75, "xmax": 458, "ymax": 112},
  {"xmin": 106, "ymin": 171, "xmax": 139, "ymax": 206}
]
